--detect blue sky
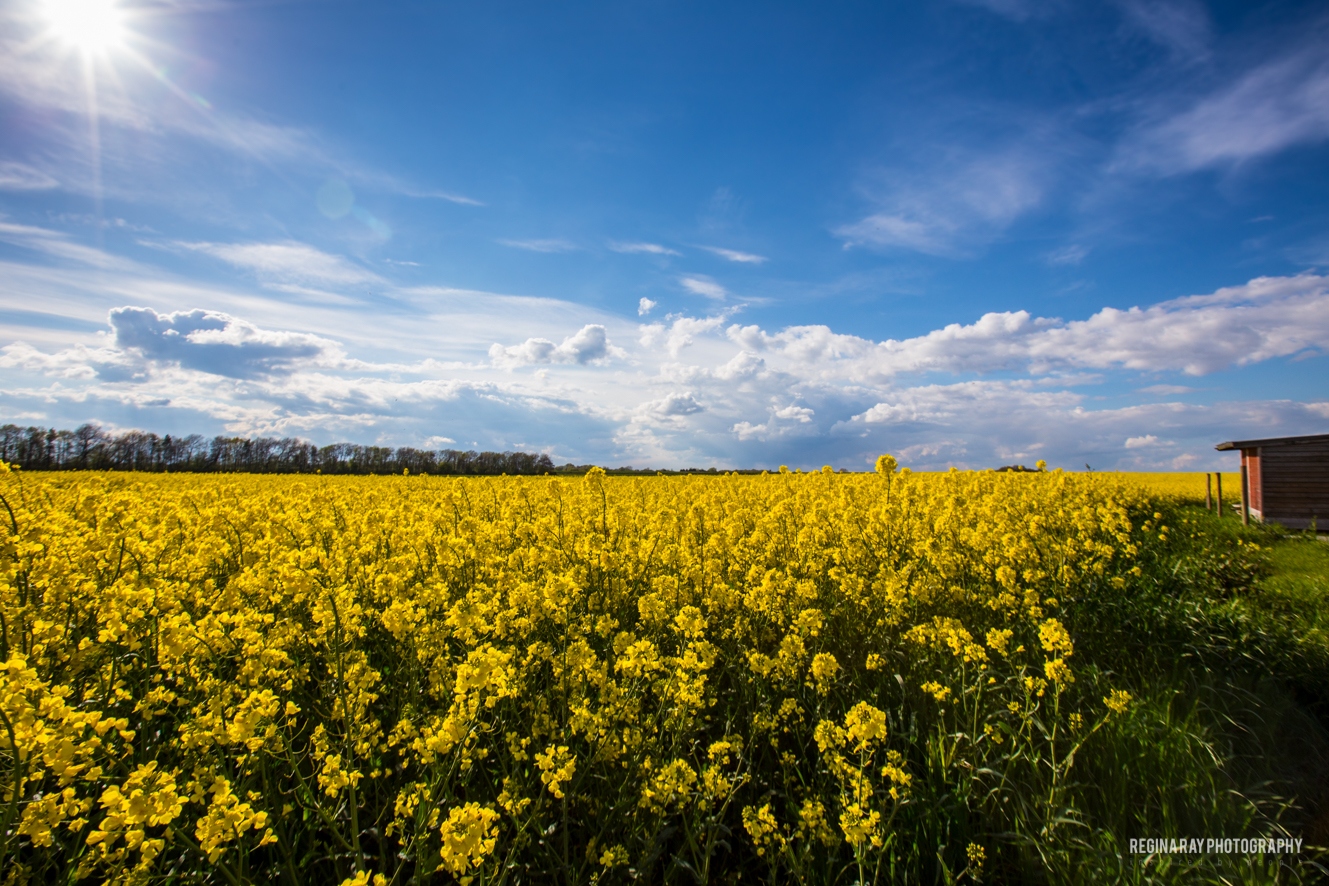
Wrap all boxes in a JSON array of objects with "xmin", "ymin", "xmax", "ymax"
[{"xmin": 1, "ymin": 0, "xmax": 1326, "ymax": 470}]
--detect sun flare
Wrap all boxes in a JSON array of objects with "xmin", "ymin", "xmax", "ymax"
[{"xmin": 43, "ymin": 0, "xmax": 127, "ymax": 55}]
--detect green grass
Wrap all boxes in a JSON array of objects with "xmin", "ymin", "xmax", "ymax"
[{"xmin": 1046, "ymin": 506, "xmax": 1329, "ymax": 884}]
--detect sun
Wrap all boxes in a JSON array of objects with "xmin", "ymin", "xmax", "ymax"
[{"xmin": 42, "ymin": 0, "xmax": 128, "ymax": 55}]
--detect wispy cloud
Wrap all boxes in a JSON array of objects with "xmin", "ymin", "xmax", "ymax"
[
  {"xmin": 837, "ymin": 150, "xmax": 1045, "ymax": 257},
  {"xmin": 1137, "ymin": 384, "xmax": 1194, "ymax": 396},
  {"xmin": 1119, "ymin": 45, "xmax": 1329, "ymax": 174},
  {"xmin": 1117, "ymin": 0, "xmax": 1212, "ymax": 60},
  {"xmin": 0, "ymin": 220, "xmax": 140, "ymax": 270},
  {"xmin": 1046, "ymin": 244, "xmax": 1089, "ymax": 266},
  {"xmin": 638, "ymin": 297, "xmax": 657, "ymax": 316},
  {"xmin": 699, "ymin": 245, "xmax": 767, "ymax": 264},
  {"xmin": 0, "ymin": 161, "xmax": 59, "ymax": 191},
  {"xmin": 680, "ymin": 275, "xmax": 728, "ymax": 300},
  {"xmin": 174, "ymin": 240, "xmax": 384, "ymax": 287},
  {"xmin": 408, "ymin": 190, "xmax": 485, "ymax": 206},
  {"xmin": 498, "ymin": 238, "xmax": 579, "ymax": 253},
  {"xmin": 951, "ymin": 0, "xmax": 1039, "ymax": 21},
  {"xmin": 610, "ymin": 241, "xmax": 680, "ymax": 256}
]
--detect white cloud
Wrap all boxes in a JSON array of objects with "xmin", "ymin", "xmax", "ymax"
[
  {"xmin": 638, "ymin": 297, "xmax": 657, "ymax": 316},
  {"xmin": 489, "ymin": 324, "xmax": 616, "ymax": 368},
  {"xmin": 409, "ymin": 190, "xmax": 485, "ymax": 206},
  {"xmin": 611, "ymin": 242, "xmax": 680, "ymax": 256},
  {"xmin": 1121, "ymin": 46, "xmax": 1329, "ymax": 173},
  {"xmin": 700, "ymin": 246, "xmax": 767, "ymax": 264},
  {"xmin": 498, "ymin": 238, "xmax": 578, "ymax": 253},
  {"xmin": 1138, "ymin": 384, "xmax": 1194, "ymax": 396},
  {"xmin": 0, "ymin": 220, "xmax": 141, "ymax": 271},
  {"xmin": 837, "ymin": 151, "xmax": 1045, "ymax": 257},
  {"xmin": 646, "ymin": 392, "xmax": 704, "ymax": 416},
  {"xmin": 1124, "ymin": 434, "xmax": 1160, "ymax": 448},
  {"xmin": 774, "ymin": 405, "xmax": 814, "ymax": 423},
  {"xmin": 175, "ymin": 240, "xmax": 383, "ymax": 287},
  {"xmin": 108, "ymin": 306, "xmax": 344, "ymax": 378},
  {"xmin": 717, "ymin": 273, "xmax": 1329, "ymax": 380},
  {"xmin": 730, "ymin": 401, "xmax": 820, "ymax": 441},
  {"xmin": 952, "ymin": 0, "xmax": 1037, "ymax": 20},
  {"xmin": 639, "ymin": 315, "xmax": 727, "ymax": 357},
  {"xmin": 714, "ymin": 351, "xmax": 765, "ymax": 381},
  {"xmin": 0, "ymin": 161, "xmax": 59, "ymax": 191},
  {"xmin": 680, "ymin": 276, "xmax": 728, "ymax": 300},
  {"xmin": 3, "ymin": 256, "xmax": 1326, "ymax": 471},
  {"xmin": 1117, "ymin": 0, "xmax": 1212, "ymax": 60},
  {"xmin": 1, "ymin": 306, "xmax": 344, "ymax": 381},
  {"xmin": 1046, "ymin": 244, "xmax": 1089, "ymax": 266}
]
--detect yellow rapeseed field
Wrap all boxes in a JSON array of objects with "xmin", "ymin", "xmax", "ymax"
[
  {"xmin": 0, "ymin": 463, "xmax": 1201, "ymax": 883},
  {"xmin": 1115, "ymin": 472, "xmax": 1239, "ymax": 502}
]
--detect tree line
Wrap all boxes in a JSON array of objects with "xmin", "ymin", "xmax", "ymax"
[{"xmin": 0, "ymin": 424, "xmax": 557, "ymax": 476}]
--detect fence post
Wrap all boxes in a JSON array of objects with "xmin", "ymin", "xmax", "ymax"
[
  {"xmin": 1206, "ymin": 473, "xmax": 1212, "ymax": 511},
  {"xmin": 1216, "ymin": 473, "xmax": 1223, "ymax": 518}
]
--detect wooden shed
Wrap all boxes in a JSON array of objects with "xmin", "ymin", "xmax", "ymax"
[{"xmin": 1215, "ymin": 433, "xmax": 1329, "ymax": 530}]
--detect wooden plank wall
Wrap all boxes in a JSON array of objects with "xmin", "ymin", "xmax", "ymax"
[{"xmin": 1261, "ymin": 439, "xmax": 1329, "ymax": 529}]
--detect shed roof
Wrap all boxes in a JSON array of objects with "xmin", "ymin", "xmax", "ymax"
[{"xmin": 1215, "ymin": 432, "xmax": 1329, "ymax": 451}]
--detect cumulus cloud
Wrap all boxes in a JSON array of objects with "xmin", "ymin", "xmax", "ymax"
[
  {"xmin": 774, "ymin": 405, "xmax": 814, "ymax": 423},
  {"xmin": 847, "ymin": 381, "xmax": 1079, "ymax": 427},
  {"xmin": 639, "ymin": 315, "xmax": 727, "ymax": 357},
  {"xmin": 638, "ymin": 298, "xmax": 657, "ymax": 316},
  {"xmin": 715, "ymin": 351, "xmax": 766, "ymax": 381},
  {"xmin": 646, "ymin": 392, "xmax": 704, "ymax": 416},
  {"xmin": 730, "ymin": 402, "xmax": 819, "ymax": 441},
  {"xmin": 0, "ymin": 306, "xmax": 343, "ymax": 382},
  {"xmin": 680, "ymin": 276, "xmax": 728, "ymax": 300},
  {"xmin": 716, "ymin": 273, "xmax": 1329, "ymax": 380},
  {"xmin": 3, "ymin": 263, "xmax": 1326, "ymax": 471},
  {"xmin": 489, "ymin": 324, "xmax": 616, "ymax": 368},
  {"xmin": 109, "ymin": 307, "xmax": 343, "ymax": 378}
]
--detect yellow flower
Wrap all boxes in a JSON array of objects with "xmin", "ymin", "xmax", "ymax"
[
  {"xmin": 843, "ymin": 702, "xmax": 888, "ymax": 752},
  {"xmin": 1104, "ymin": 689, "xmax": 1134, "ymax": 715},
  {"xmin": 534, "ymin": 745, "xmax": 577, "ymax": 799},
  {"xmin": 436, "ymin": 803, "xmax": 501, "ymax": 875},
  {"xmin": 742, "ymin": 804, "xmax": 784, "ymax": 857},
  {"xmin": 598, "ymin": 844, "xmax": 630, "ymax": 867},
  {"xmin": 1044, "ymin": 657, "xmax": 1075, "ymax": 688},
  {"xmin": 810, "ymin": 652, "xmax": 840, "ymax": 691}
]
